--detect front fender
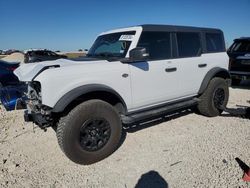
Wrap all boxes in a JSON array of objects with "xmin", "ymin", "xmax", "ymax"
[{"xmin": 52, "ymin": 84, "xmax": 127, "ymax": 113}]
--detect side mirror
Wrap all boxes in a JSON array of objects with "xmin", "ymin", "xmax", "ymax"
[{"xmin": 129, "ymin": 47, "xmax": 149, "ymax": 61}]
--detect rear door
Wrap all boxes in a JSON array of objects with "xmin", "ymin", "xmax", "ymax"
[{"xmin": 170, "ymin": 32, "xmax": 206, "ymax": 97}]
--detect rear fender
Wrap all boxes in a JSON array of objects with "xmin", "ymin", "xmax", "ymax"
[{"xmin": 198, "ymin": 67, "xmax": 230, "ymax": 94}]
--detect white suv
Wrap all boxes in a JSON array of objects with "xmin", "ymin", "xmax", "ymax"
[{"xmin": 14, "ymin": 25, "xmax": 230, "ymax": 165}]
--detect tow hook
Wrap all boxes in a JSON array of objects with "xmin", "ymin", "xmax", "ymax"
[{"xmin": 218, "ymin": 104, "xmax": 250, "ymax": 119}]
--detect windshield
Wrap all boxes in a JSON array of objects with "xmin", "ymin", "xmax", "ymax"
[
  {"xmin": 88, "ymin": 31, "xmax": 136, "ymax": 58},
  {"xmin": 230, "ymin": 41, "xmax": 250, "ymax": 53}
]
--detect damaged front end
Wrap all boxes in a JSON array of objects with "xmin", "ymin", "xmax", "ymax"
[
  {"xmin": 23, "ymin": 81, "xmax": 55, "ymax": 129},
  {"xmin": 0, "ymin": 81, "xmax": 54, "ymax": 130},
  {"xmin": 9, "ymin": 63, "xmax": 62, "ymax": 130}
]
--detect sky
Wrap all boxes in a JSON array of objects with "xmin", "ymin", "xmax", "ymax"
[{"xmin": 0, "ymin": 0, "xmax": 249, "ymax": 51}]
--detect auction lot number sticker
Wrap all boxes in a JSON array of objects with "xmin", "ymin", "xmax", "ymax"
[{"xmin": 119, "ymin": 35, "xmax": 134, "ymax": 41}]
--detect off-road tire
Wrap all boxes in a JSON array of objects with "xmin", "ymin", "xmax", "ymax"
[
  {"xmin": 197, "ymin": 77, "xmax": 229, "ymax": 117},
  {"xmin": 56, "ymin": 99, "xmax": 122, "ymax": 165},
  {"xmin": 231, "ymin": 78, "xmax": 241, "ymax": 86}
]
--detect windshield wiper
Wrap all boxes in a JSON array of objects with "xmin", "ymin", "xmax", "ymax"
[
  {"xmin": 87, "ymin": 52, "xmax": 121, "ymax": 60},
  {"xmin": 95, "ymin": 52, "xmax": 115, "ymax": 57},
  {"xmin": 86, "ymin": 53, "xmax": 97, "ymax": 57}
]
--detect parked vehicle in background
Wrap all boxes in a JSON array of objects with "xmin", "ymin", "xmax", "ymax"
[
  {"xmin": 24, "ymin": 49, "xmax": 67, "ymax": 63},
  {"xmin": 0, "ymin": 60, "xmax": 19, "ymax": 88},
  {"xmin": 3, "ymin": 49, "xmax": 21, "ymax": 55},
  {"xmin": 228, "ymin": 37, "xmax": 250, "ymax": 85},
  {"xmin": 13, "ymin": 25, "xmax": 229, "ymax": 165}
]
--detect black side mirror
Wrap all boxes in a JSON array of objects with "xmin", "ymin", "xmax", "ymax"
[{"xmin": 129, "ymin": 47, "xmax": 149, "ymax": 61}]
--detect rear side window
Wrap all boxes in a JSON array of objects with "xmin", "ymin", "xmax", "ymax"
[
  {"xmin": 137, "ymin": 32, "xmax": 171, "ymax": 60},
  {"xmin": 176, "ymin": 32, "xmax": 201, "ymax": 57},
  {"xmin": 35, "ymin": 51, "xmax": 46, "ymax": 56},
  {"xmin": 229, "ymin": 41, "xmax": 250, "ymax": 53},
  {"xmin": 206, "ymin": 33, "xmax": 225, "ymax": 53}
]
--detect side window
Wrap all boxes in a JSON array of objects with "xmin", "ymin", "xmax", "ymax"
[
  {"xmin": 48, "ymin": 51, "xmax": 57, "ymax": 56},
  {"xmin": 230, "ymin": 41, "xmax": 250, "ymax": 53},
  {"xmin": 35, "ymin": 51, "xmax": 45, "ymax": 56},
  {"xmin": 137, "ymin": 32, "xmax": 171, "ymax": 60},
  {"xmin": 44, "ymin": 51, "xmax": 51, "ymax": 56},
  {"xmin": 206, "ymin": 33, "xmax": 225, "ymax": 53},
  {"xmin": 176, "ymin": 32, "xmax": 201, "ymax": 57}
]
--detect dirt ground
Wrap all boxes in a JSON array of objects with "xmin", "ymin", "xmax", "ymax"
[
  {"xmin": 0, "ymin": 82, "xmax": 250, "ymax": 188},
  {"xmin": 2, "ymin": 53, "xmax": 24, "ymax": 63}
]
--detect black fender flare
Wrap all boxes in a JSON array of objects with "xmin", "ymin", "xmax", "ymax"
[
  {"xmin": 198, "ymin": 67, "xmax": 231, "ymax": 94},
  {"xmin": 52, "ymin": 84, "xmax": 127, "ymax": 113}
]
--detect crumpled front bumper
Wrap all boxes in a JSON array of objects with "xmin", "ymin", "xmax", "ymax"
[
  {"xmin": 24, "ymin": 110, "xmax": 45, "ymax": 123},
  {"xmin": 24, "ymin": 110, "xmax": 52, "ymax": 129}
]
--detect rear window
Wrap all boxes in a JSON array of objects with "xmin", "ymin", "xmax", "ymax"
[
  {"xmin": 176, "ymin": 32, "xmax": 201, "ymax": 57},
  {"xmin": 206, "ymin": 33, "xmax": 225, "ymax": 53},
  {"xmin": 230, "ymin": 41, "xmax": 250, "ymax": 53}
]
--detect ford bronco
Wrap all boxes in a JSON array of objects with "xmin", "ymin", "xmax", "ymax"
[{"xmin": 14, "ymin": 25, "xmax": 230, "ymax": 164}]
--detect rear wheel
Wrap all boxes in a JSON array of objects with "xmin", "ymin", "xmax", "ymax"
[
  {"xmin": 197, "ymin": 77, "xmax": 229, "ymax": 117},
  {"xmin": 56, "ymin": 99, "xmax": 122, "ymax": 165}
]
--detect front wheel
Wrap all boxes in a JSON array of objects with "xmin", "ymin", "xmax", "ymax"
[
  {"xmin": 56, "ymin": 99, "xmax": 122, "ymax": 165},
  {"xmin": 197, "ymin": 77, "xmax": 229, "ymax": 117}
]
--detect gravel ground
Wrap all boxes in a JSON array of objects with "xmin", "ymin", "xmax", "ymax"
[{"xmin": 0, "ymin": 83, "xmax": 249, "ymax": 188}]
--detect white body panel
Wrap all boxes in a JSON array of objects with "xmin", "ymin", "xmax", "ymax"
[
  {"xmin": 17, "ymin": 60, "xmax": 132, "ymax": 109},
  {"xmin": 128, "ymin": 52, "xmax": 228, "ymax": 112},
  {"xmin": 129, "ymin": 60, "xmax": 183, "ymax": 110},
  {"xmin": 14, "ymin": 26, "xmax": 229, "ymax": 114},
  {"xmin": 169, "ymin": 52, "xmax": 229, "ymax": 97}
]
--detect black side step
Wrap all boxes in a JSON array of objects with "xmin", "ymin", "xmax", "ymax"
[{"xmin": 121, "ymin": 99, "xmax": 198, "ymax": 124}]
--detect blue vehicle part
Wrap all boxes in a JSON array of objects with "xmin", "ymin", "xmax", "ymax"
[
  {"xmin": 0, "ymin": 85, "xmax": 27, "ymax": 111},
  {"xmin": 0, "ymin": 60, "xmax": 20, "ymax": 87}
]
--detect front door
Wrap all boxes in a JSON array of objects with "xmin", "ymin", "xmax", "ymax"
[{"xmin": 129, "ymin": 31, "xmax": 179, "ymax": 111}]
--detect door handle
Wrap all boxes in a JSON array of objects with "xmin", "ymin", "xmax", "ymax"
[
  {"xmin": 122, "ymin": 73, "xmax": 129, "ymax": 78},
  {"xmin": 198, "ymin": 63, "xmax": 207, "ymax": 68},
  {"xmin": 165, "ymin": 67, "xmax": 177, "ymax": 72}
]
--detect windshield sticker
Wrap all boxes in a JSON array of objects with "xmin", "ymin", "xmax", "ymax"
[{"xmin": 119, "ymin": 35, "xmax": 134, "ymax": 41}]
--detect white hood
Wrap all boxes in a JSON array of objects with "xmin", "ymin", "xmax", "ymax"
[{"xmin": 14, "ymin": 59, "xmax": 103, "ymax": 81}]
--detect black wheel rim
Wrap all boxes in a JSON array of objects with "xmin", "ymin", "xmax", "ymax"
[
  {"xmin": 79, "ymin": 118, "xmax": 111, "ymax": 152},
  {"xmin": 213, "ymin": 88, "xmax": 225, "ymax": 108}
]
